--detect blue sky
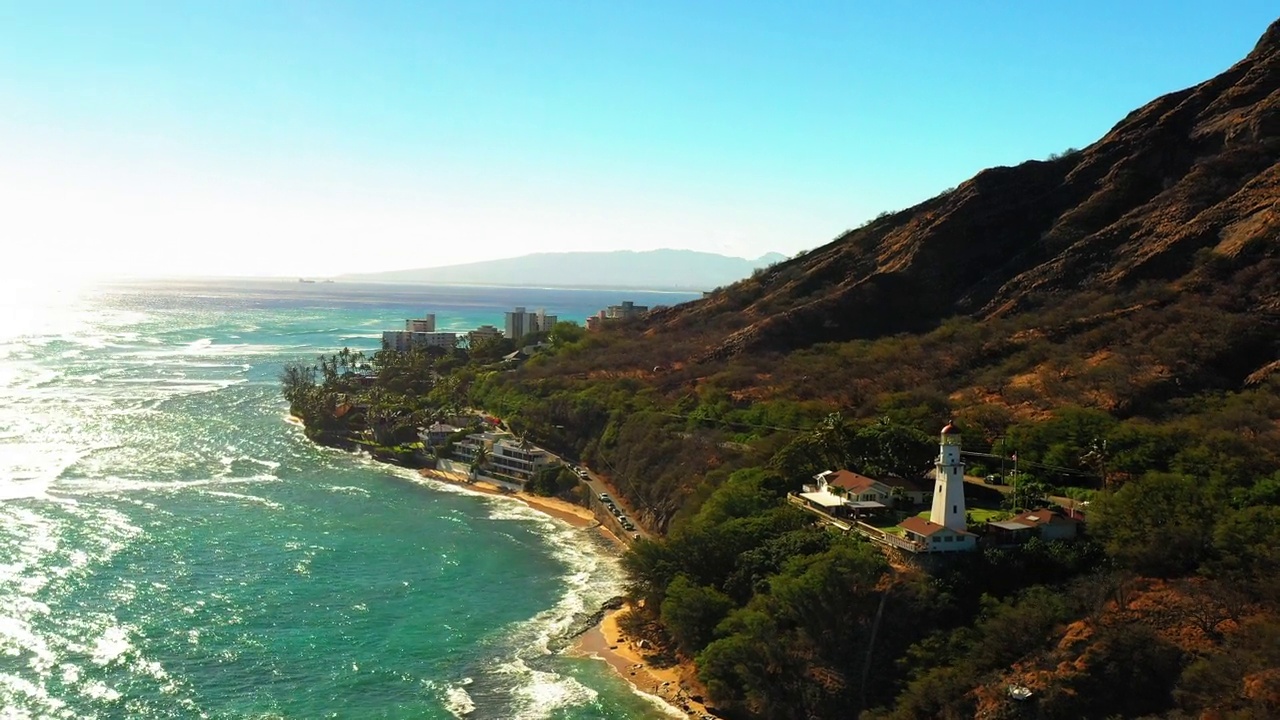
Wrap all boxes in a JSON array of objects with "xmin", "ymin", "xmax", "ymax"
[{"xmin": 0, "ymin": 1, "xmax": 1274, "ymax": 279}]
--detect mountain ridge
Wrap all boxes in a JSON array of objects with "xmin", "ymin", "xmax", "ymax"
[
  {"xmin": 339, "ymin": 249, "xmax": 788, "ymax": 291},
  {"xmin": 645, "ymin": 19, "xmax": 1279, "ymax": 370}
]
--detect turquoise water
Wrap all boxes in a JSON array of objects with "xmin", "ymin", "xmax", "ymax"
[{"xmin": 0, "ymin": 280, "xmax": 697, "ymax": 719}]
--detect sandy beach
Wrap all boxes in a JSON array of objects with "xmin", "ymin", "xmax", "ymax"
[
  {"xmin": 575, "ymin": 607, "xmax": 723, "ymax": 720},
  {"xmin": 418, "ymin": 467, "xmax": 714, "ymax": 717},
  {"xmin": 417, "ymin": 467, "xmax": 599, "ymax": 525}
]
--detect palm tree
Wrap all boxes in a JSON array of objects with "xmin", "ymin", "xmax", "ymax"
[{"xmin": 469, "ymin": 445, "xmax": 489, "ymax": 482}]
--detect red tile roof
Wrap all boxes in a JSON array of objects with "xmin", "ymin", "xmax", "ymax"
[
  {"xmin": 900, "ymin": 516, "xmax": 947, "ymax": 537},
  {"xmin": 823, "ymin": 470, "xmax": 883, "ymax": 494},
  {"xmin": 1011, "ymin": 509, "xmax": 1080, "ymax": 527},
  {"xmin": 901, "ymin": 516, "xmax": 976, "ymax": 537}
]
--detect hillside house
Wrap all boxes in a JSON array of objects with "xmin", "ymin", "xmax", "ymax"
[
  {"xmin": 986, "ymin": 508, "xmax": 1082, "ymax": 546},
  {"xmin": 900, "ymin": 516, "xmax": 978, "ymax": 553},
  {"xmin": 814, "ymin": 470, "xmax": 893, "ymax": 503},
  {"xmin": 882, "ymin": 474, "xmax": 935, "ymax": 506}
]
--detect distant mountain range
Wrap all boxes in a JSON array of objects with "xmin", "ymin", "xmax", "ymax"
[{"xmin": 338, "ymin": 250, "xmax": 789, "ymax": 291}]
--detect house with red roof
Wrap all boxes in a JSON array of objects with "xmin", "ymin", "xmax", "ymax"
[
  {"xmin": 986, "ymin": 508, "xmax": 1082, "ymax": 546},
  {"xmin": 814, "ymin": 470, "xmax": 892, "ymax": 503},
  {"xmin": 900, "ymin": 516, "xmax": 978, "ymax": 553}
]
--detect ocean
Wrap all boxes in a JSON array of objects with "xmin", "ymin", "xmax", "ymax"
[{"xmin": 0, "ymin": 279, "xmax": 700, "ymax": 719}]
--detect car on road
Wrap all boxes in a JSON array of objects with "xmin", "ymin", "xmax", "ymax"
[{"xmin": 598, "ymin": 493, "xmax": 611, "ymax": 502}]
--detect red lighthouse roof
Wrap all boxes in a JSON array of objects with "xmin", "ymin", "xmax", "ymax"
[{"xmin": 941, "ymin": 422, "xmax": 958, "ymax": 435}]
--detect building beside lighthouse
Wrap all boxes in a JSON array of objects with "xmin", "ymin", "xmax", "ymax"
[{"xmin": 899, "ymin": 423, "xmax": 977, "ymax": 552}]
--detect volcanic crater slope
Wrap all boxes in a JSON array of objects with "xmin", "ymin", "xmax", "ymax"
[{"xmin": 655, "ymin": 20, "xmax": 1280, "ymax": 373}]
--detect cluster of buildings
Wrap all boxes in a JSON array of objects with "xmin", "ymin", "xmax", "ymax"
[
  {"xmin": 504, "ymin": 307, "xmax": 557, "ymax": 342},
  {"xmin": 382, "ymin": 299, "xmax": 650, "ymax": 352},
  {"xmin": 794, "ymin": 424, "xmax": 1080, "ymax": 555},
  {"xmin": 585, "ymin": 301, "xmax": 648, "ymax": 331},
  {"xmin": 380, "ymin": 308, "xmax": 558, "ymax": 353}
]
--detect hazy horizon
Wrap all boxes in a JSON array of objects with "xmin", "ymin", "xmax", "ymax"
[{"xmin": 1, "ymin": 2, "xmax": 1275, "ymax": 282}]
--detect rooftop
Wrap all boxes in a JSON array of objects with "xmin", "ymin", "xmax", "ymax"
[{"xmin": 819, "ymin": 469, "xmax": 883, "ymax": 494}]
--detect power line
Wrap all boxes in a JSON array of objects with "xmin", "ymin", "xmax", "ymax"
[{"xmin": 960, "ymin": 450, "xmax": 1101, "ymax": 478}]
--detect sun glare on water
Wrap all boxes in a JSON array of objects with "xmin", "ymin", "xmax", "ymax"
[{"xmin": 0, "ymin": 274, "xmax": 95, "ymax": 342}]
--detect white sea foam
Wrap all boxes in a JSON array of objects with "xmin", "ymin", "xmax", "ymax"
[
  {"xmin": 323, "ymin": 485, "xmax": 369, "ymax": 496},
  {"xmin": 443, "ymin": 680, "xmax": 477, "ymax": 717},
  {"xmin": 496, "ymin": 658, "xmax": 599, "ymax": 720},
  {"xmin": 467, "ymin": 494, "xmax": 630, "ymax": 719},
  {"xmin": 53, "ymin": 473, "xmax": 279, "ymax": 496},
  {"xmin": 200, "ymin": 490, "xmax": 283, "ymax": 510}
]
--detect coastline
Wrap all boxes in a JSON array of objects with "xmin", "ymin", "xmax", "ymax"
[
  {"xmin": 574, "ymin": 606, "xmax": 723, "ymax": 720},
  {"xmin": 415, "ymin": 466, "xmax": 615, "ymax": 535},
  {"xmin": 416, "ymin": 467, "xmax": 720, "ymax": 718},
  {"xmin": 295, "ymin": 419, "xmax": 703, "ymax": 719}
]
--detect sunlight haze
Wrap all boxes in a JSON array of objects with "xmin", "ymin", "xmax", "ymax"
[{"xmin": 0, "ymin": 1, "xmax": 1273, "ymax": 280}]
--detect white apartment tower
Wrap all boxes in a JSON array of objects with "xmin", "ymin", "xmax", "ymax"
[
  {"xmin": 504, "ymin": 307, "xmax": 557, "ymax": 341},
  {"xmin": 929, "ymin": 423, "xmax": 967, "ymax": 532},
  {"xmin": 405, "ymin": 314, "xmax": 436, "ymax": 332}
]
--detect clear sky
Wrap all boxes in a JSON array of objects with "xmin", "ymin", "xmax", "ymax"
[{"xmin": 0, "ymin": 1, "xmax": 1274, "ymax": 280}]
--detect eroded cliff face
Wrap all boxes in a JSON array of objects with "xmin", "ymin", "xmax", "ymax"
[{"xmin": 663, "ymin": 20, "xmax": 1279, "ymax": 367}]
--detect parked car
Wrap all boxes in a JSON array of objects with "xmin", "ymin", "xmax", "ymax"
[
  {"xmin": 985, "ymin": 474, "xmax": 1004, "ymax": 485},
  {"xmin": 598, "ymin": 493, "xmax": 611, "ymax": 502}
]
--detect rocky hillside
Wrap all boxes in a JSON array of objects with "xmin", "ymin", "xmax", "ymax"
[{"xmin": 652, "ymin": 19, "xmax": 1279, "ymax": 373}]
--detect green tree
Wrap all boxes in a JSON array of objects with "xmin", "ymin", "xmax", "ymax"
[
  {"xmin": 660, "ymin": 574, "xmax": 735, "ymax": 654},
  {"xmin": 1088, "ymin": 472, "xmax": 1220, "ymax": 576}
]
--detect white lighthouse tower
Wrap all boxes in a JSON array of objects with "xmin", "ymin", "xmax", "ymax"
[{"xmin": 930, "ymin": 422, "xmax": 967, "ymax": 532}]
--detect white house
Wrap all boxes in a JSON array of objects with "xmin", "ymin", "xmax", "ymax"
[
  {"xmin": 453, "ymin": 431, "xmax": 558, "ymax": 484},
  {"xmin": 900, "ymin": 516, "xmax": 977, "ymax": 552},
  {"xmin": 814, "ymin": 470, "xmax": 892, "ymax": 502}
]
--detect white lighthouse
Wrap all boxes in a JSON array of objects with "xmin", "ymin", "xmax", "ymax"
[{"xmin": 929, "ymin": 422, "xmax": 967, "ymax": 532}]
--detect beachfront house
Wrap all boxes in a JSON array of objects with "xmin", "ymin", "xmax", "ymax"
[
  {"xmin": 418, "ymin": 422, "xmax": 460, "ymax": 448},
  {"xmin": 453, "ymin": 431, "xmax": 558, "ymax": 484}
]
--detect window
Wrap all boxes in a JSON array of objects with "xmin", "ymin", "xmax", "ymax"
[
  {"xmin": 944, "ymin": 535, "xmax": 953, "ymax": 542},
  {"xmin": 953, "ymin": 505, "xmax": 958, "ymax": 514}
]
